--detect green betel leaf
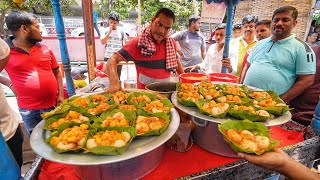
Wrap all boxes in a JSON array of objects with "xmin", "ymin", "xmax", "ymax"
[
  {"xmin": 41, "ymin": 104, "xmax": 72, "ymax": 120},
  {"xmin": 87, "ymin": 102, "xmax": 118, "ymax": 116},
  {"xmin": 218, "ymin": 120, "xmax": 279, "ymax": 155},
  {"xmin": 177, "ymin": 95, "xmax": 197, "ymax": 107},
  {"xmin": 84, "ymin": 126, "xmax": 136, "ymax": 155},
  {"xmin": 176, "ymin": 82, "xmax": 182, "ymax": 91},
  {"xmin": 46, "ymin": 124, "xmax": 90, "ymax": 153},
  {"xmin": 44, "ymin": 104, "xmax": 96, "ymax": 131},
  {"xmin": 93, "ymin": 109, "xmax": 137, "ymax": 127},
  {"xmin": 135, "ymin": 111, "xmax": 170, "ymax": 137},
  {"xmin": 220, "ymin": 84, "xmax": 248, "ymax": 97},
  {"xmin": 127, "ymin": 91, "xmax": 157, "ymax": 107},
  {"xmin": 199, "ymin": 87, "xmax": 222, "ymax": 101},
  {"xmin": 195, "ymin": 100, "xmax": 229, "ymax": 118},
  {"xmin": 142, "ymin": 99, "xmax": 172, "ymax": 114},
  {"xmin": 228, "ymin": 106, "xmax": 273, "ymax": 122}
]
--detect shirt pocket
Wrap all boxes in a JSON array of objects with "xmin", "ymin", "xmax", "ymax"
[{"xmin": 38, "ymin": 55, "xmax": 52, "ymax": 71}]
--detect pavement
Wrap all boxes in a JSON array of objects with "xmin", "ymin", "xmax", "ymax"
[{"xmin": 3, "ymin": 64, "xmax": 137, "ymax": 177}]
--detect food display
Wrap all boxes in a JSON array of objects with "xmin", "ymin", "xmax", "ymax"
[
  {"xmin": 218, "ymin": 120, "xmax": 279, "ymax": 155},
  {"xmin": 176, "ymin": 82, "xmax": 289, "ymax": 122},
  {"xmin": 41, "ymin": 90, "xmax": 172, "ymax": 155}
]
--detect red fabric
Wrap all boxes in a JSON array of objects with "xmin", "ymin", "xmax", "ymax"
[
  {"xmin": 5, "ymin": 38, "xmax": 59, "ymax": 110},
  {"xmin": 38, "ymin": 126, "xmax": 304, "ymax": 180},
  {"xmin": 137, "ymin": 25, "xmax": 178, "ymax": 70},
  {"xmin": 38, "ymin": 161, "xmax": 81, "ymax": 180},
  {"xmin": 117, "ymin": 38, "xmax": 171, "ymax": 89}
]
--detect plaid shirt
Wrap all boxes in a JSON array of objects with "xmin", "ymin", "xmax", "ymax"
[{"xmin": 137, "ymin": 25, "xmax": 178, "ymax": 70}]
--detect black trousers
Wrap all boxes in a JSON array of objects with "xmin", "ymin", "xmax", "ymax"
[{"xmin": 6, "ymin": 125, "xmax": 24, "ymax": 168}]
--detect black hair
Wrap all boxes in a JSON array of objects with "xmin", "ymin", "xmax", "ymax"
[
  {"xmin": 308, "ymin": 31, "xmax": 318, "ymax": 37},
  {"xmin": 108, "ymin": 11, "xmax": 120, "ymax": 22},
  {"xmin": 272, "ymin": 6, "xmax": 298, "ymax": 21},
  {"xmin": 5, "ymin": 11, "xmax": 37, "ymax": 33},
  {"xmin": 155, "ymin": 8, "xmax": 175, "ymax": 23},
  {"xmin": 255, "ymin": 19, "xmax": 271, "ymax": 29},
  {"xmin": 232, "ymin": 24, "xmax": 242, "ymax": 31},
  {"xmin": 188, "ymin": 15, "xmax": 200, "ymax": 27},
  {"xmin": 216, "ymin": 23, "xmax": 226, "ymax": 31},
  {"xmin": 242, "ymin": 15, "xmax": 258, "ymax": 25}
]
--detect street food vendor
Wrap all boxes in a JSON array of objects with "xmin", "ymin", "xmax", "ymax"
[{"xmin": 105, "ymin": 8, "xmax": 184, "ymax": 92}]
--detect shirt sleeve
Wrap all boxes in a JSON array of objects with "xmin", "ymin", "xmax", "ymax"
[
  {"xmin": 295, "ymin": 45, "xmax": 316, "ymax": 74},
  {"xmin": 171, "ymin": 31, "xmax": 182, "ymax": 41},
  {"xmin": 199, "ymin": 45, "xmax": 213, "ymax": 70},
  {"xmin": 201, "ymin": 36, "xmax": 206, "ymax": 50},
  {"xmin": 229, "ymin": 47, "xmax": 238, "ymax": 74},
  {"xmin": 116, "ymin": 38, "xmax": 138, "ymax": 62}
]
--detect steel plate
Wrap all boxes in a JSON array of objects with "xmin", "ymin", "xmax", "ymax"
[
  {"xmin": 30, "ymin": 108, "xmax": 180, "ymax": 165},
  {"xmin": 171, "ymin": 82, "xmax": 291, "ymax": 126}
]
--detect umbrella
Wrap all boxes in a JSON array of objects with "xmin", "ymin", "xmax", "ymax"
[
  {"xmin": 51, "ymin": 0, "xmax": 75, "ymax": 96},
  {"xmin": 208, "ymin": 0, "xmax": 240, "ymax": 73}
]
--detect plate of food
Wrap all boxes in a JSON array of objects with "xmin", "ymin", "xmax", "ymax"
[
  {"xmin": 172, "ymin": 82, "xmax": 291, "ymax": 126},
  {"xmin": 30, "ymin": 90, "xmax": 180, "ymax": 165}
]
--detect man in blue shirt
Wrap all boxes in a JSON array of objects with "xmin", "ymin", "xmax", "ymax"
[
  {"xmin": 93, "ymin": 9, "xmax": 100, "ymax": 37},
  {"xmin": 242, "ymin": 6, "xmax": 316, "ymax": 103}
]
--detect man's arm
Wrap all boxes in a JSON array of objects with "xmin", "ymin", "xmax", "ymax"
[
  {"xmin": 100, "ymin": 28, "xmax": 113, "ymax": 45},
  {"xmin": 238, "ymin": 148, "xmax": 320, "ymax": 180},
  {"xmin": 280, "ymin": 74, "xmax": 314, "ymax": 102},
  {"xmin": 201, "ymin": 48, "xmax": 206, "ymax": 60},
  {"xmin": 176, "ymin": 59, "xmax": 184, "ymax": 74},
  {"xmin": 239, "ymin": 62, "xmax": 250, "ymax": 84},
  {"xmin": 105, "ymin": 53, "xmax": 123, "ymax": 93},
  {"xmin": 53, "ymin": 68, "xmax": 64, "ymax": 105}
]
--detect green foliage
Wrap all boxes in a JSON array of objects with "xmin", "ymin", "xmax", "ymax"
[{"xmin": 311, "ymin": 13, "xmax": 320, "ymax": 25}]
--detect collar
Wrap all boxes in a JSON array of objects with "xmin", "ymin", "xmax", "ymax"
[
  {"xmin": 268, "ymin": 34, "xmax": 296, "ymax": 44},
  {"xmin": 5, "ymin": 36, "xmax": 41, "ymax": 48},
  {"xmin": 240, "ymin": 36, "xmax": 258, "ymax": 47}
]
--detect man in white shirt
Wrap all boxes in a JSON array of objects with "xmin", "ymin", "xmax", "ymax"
[
  {"xmin": 100, "ymin": 11, "xmax": 126, "ymax": 79},
  {"xmin": 185, "ymin": 24, "xmax": 237, "ymax": 74},
  {"xmin": 0, "ymin": 38, "xmax": 23, "ymax": 168}
]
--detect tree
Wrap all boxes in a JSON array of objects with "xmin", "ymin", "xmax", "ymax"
[{"xmin": 0, "ymin": 0, "xmax": 76, "ymax": 36}]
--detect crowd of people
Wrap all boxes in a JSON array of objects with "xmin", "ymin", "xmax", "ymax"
[{"xmin": 0, "ymin": 5, "xmax": 319, "ymax": 179}]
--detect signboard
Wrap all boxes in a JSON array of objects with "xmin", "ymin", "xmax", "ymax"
[{"xmin": 201, "ymin": 1, "xmax": 226, "ymax": 23}]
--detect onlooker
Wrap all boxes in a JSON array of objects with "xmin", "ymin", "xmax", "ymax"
[
  {"xmin": 289, "ymin": 44, "xmax": 320, "ymax": 126},
  {"xmin": 238, "ymin": 148, "xmax": 320, "ymax": 180},
  {"xmin": 232, "ymin": 23, "xmax": 243, "ymax": 39},
  {"xmin": 306, "ymin": 31, "xmax": 319, "ymax": 48},
  {"xmin": 232, "ymin": 15, "xmax": 258, "ymax": 76},
  {"xmin": 171, "ymin": 15, "xmax": 206, "ymax": 68},
  {"xmin": 100, "ymin": 11, "xmax": 126, "ymax": 79},
  {"xmin": 4, "ymin": 11, "xmax": 64, "ymax": 135},
  {"xmin": 242, "ymin": 6, "xmax": 316, "ymax": 103},
  {"xmin": 184, "ymin": 24, "xmax": 237, "ymax": 74},
  {"xmin": 93, "ymin": 9, "xmax": 100, "ymax": 37},
  {"xmin": 105, "ymin": 8, "xmax": 184, "ymax": 92},
  {"xmin": 0, "ymin": 38, "xmax": 23, "ymax": 168},
  {"xmin": 239, "ymin": 19, "xmax": 272, "ymax": 82}
]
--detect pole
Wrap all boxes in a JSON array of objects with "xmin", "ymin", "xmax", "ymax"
[
  {"xmin": 82, "ymin": 0, "xmax": 97, "ymax": 82},
  {"xmin": 137, "ymin": 0, "xmax": 142, "ymax": 35},
  {"xmin": 221, "ymin": 5, "xmax": 235, "ymax": 73},
  {"xmin": 51, "ymin": 0, "xmax": 75, "ymax": 96}
]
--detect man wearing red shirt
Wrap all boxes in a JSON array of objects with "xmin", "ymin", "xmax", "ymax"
[
  {"xmin": 3, "ymin": 11, "xmax": 64, "ymax": 135},
  {"xmin": 105, "ymin": 8, "xmax": 184, "ymax": 92}
]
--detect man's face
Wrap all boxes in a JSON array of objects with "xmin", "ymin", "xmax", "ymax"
[
  {"xmin": 150, "ymin": 13, "xmax": 173, "ymax": 44},
  {"xmin": 192, "ymin": 20, "xmax": 201, "ymax": 31},
  {"xmin": 232, "ymin": 29, "xmax": 242, "ymax": 38},
  {"xmin": 25, "ymin": 20, "xmax": 42, "ymax": 43},
  {"xmin": 271, "ymin": 11, "xmax": 297, "ymax": 40},
  {"xmin": 256, "ymin": 24, "xmax": 271, "ymax": 40},
  {"xmin": 242, "ymin": 22, "xmax": 256, "ymax": 38},
  {"xmin": 309, "ymin": 33, "xmax": 318, "ymax": 43},
  {"xmin": 109, "ymin": 19, "xmax": 119, "ymax": 30},
  {"xmin": 215, "ymin": 28, "xmax": 225, "ymax": 44}
]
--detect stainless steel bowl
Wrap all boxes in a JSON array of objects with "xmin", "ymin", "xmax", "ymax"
[{"xmin": 145, "ymin": 82, "xmax": 177, "ymax": 99}]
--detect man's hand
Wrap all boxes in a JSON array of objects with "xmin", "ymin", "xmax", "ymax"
[
  {"xmin": 221, "ymin": 58, "xmax": 233, "ymax": 73},
  {"xmin": 237, "ymin": 148, "xmax": 289, "ymax": 171},
  {"xmin": 184, "ymin": 65, "xmax": 199, "ymax": 72},
  {"xmin": 105, "ymin": 83, "xmax": 122, "ymax": 93},
  {"xmin": 56, "ymin": 93, "xmax": 65, "ymax": 105}
]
